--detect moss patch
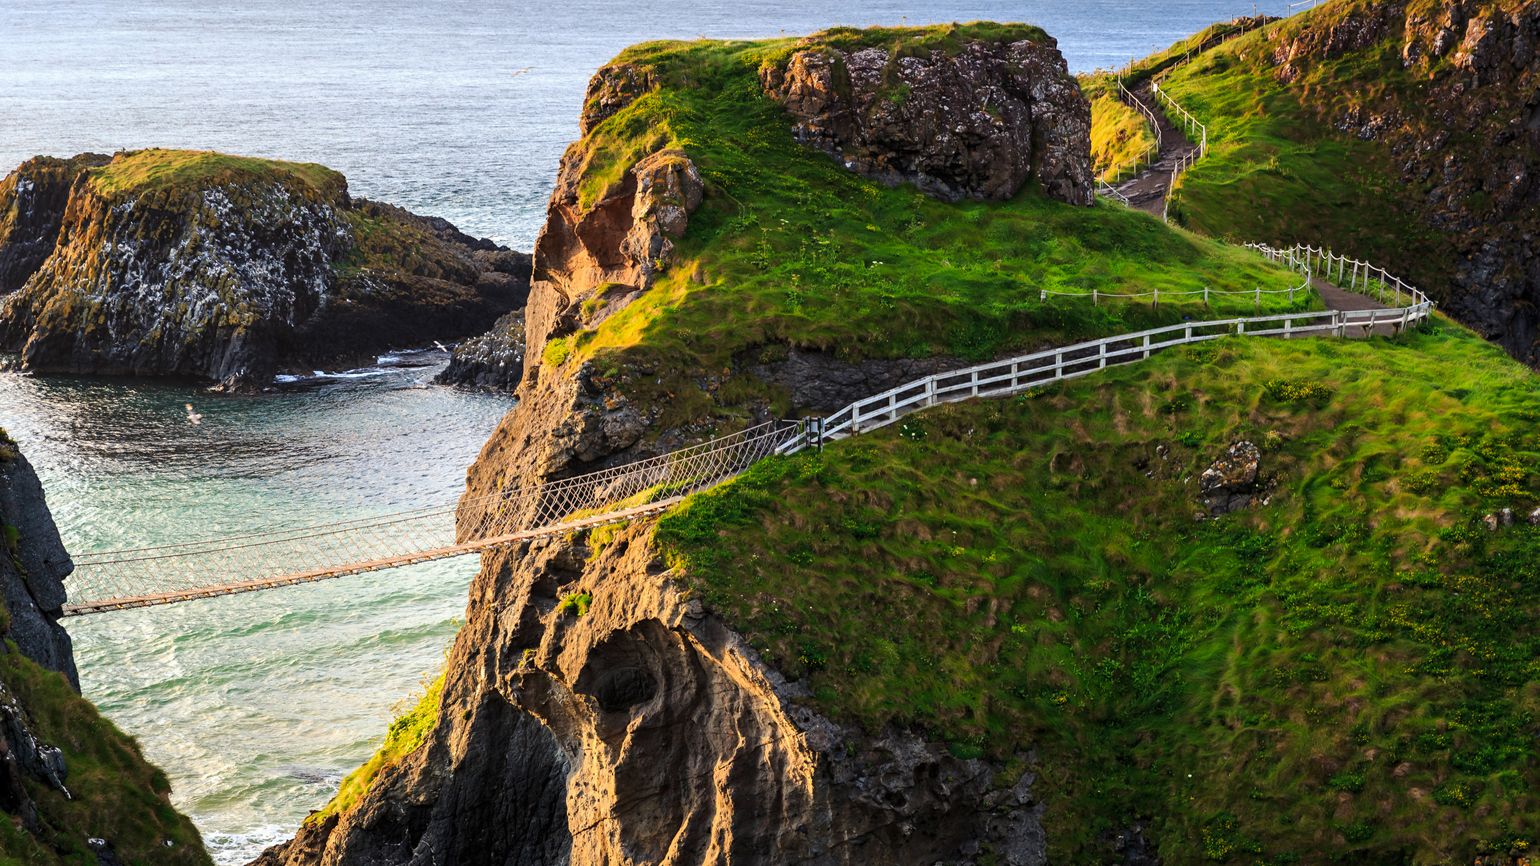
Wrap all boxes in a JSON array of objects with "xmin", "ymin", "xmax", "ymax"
[{"xmin": 658, "ymin": 321, "xmax": 1540, "ymax": 863}]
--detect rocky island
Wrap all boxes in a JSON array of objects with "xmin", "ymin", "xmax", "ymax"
[{"xmin": 0, "ymin": 149, "xmax": 530, "ymax": 389}]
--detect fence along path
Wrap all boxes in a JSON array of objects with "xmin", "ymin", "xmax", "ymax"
[{"xmin": 63, "ymin": 244, "xmax": 1432, "ymax": 617}]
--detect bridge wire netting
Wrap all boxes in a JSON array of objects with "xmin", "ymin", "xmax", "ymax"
[{"xmin": 66, "ymin": 420, "xmax": 800, "ymax": 614}]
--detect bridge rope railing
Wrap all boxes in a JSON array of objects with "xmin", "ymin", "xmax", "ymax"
[
  {"xmin": 64, "ymin": 420, "xmax": 801, "ymax": 615},
  {"xmin": 65, "ymin": 243, "xmax": 1432, "ymax": 616}
]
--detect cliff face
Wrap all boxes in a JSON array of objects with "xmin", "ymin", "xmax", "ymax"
[
  {"xmin": 0, "ymin": 430, "xmax": 210, "ymax": 864},
  {"xmin": 253, "ymin": 26, "xmax": 1091, "ymax": 866},
  {"xmin": 0, "ymin": 149, "xmax": 528, "ymax": 388}
]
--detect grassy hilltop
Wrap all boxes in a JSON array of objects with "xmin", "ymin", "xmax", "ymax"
[{"xmin": 537, "ymin": 24, "xmax": 1307, "ymax": 420}]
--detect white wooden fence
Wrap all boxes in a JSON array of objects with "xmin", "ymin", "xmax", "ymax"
[{"xmin": 778, "ymin": 243, "xmax": 1432, "ymax": 453}]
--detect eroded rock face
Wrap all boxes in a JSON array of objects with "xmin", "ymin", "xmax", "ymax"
[
  {"xmin": 761, "ymin": 38, "xmax": 1093, "ymax": 205},
  {"xmin": 256, "ymin": 49, "xmax": 1054, "ymax": 866},
  {"xmin": 0, "ymin": 154, "xmax": 110, "ymax": 295},
  {"xmin": 524, "ymin": 141, "xmax": 705, "ymax": 386},
  {"xmin": 0, "ymin": 151, "xmax": 527, "ymax": 388},
  {"xmin": 255, "ymin": 523, "xmax": 1046, "ymax": 866},
  {"xmin": 0, "ymin": 439, "xmax": 76, "ymax": 687}
]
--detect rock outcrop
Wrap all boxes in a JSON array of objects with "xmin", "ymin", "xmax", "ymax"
[
  {"xmin": 0, "ymin": 435, "xmax": 76, "ymax": 687},
  {"xmin": 0, "ymin": 149, "xmax": 528, "ymax": 389},
  {"xmin": 435, "ymin": 309, "xmax": 527, "ymax": 391},
  {"xmin": 0, "ymin": 430, "xmax": 209, "ymax": 863},
  {"xmin": 255, "ymin": 28, "xmax": 1068, "ymax": 866},
  {"xmin": 1198, "ymin": 440, "xmax": 1263, "ymax": 516},
  {"xmin": 1265, "ymin": 0, "xmax": 1540, "ymax": 365},
  {"xmin": 761, "ymin": 36, "xmax": 1093, "ymax": 205}
]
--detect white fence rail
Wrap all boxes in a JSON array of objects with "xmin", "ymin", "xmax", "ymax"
[{"xmin": 780, "ymin": 243, "xmax": 1432, "ymax": 452}]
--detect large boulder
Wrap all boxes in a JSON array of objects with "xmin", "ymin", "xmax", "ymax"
[
  {"xmin": 0, "ymin": 149, "xmax": 528, "ymax": 389},
  {"xmin": 761, "ymin": 35, "xmax": 1094, "ymax": 205}
]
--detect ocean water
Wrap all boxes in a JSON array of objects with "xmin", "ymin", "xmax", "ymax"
[{"xmin": 1, "ymin": 0, "xmax": 1300, "ymax": 861}]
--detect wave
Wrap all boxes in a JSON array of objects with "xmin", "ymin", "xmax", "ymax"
[{"xmin": 200, "ymin": 822, "xmax": 296, "ymax": 864}]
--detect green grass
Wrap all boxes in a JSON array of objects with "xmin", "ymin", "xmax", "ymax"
[
  {"xmin": 1083, "ymin": 76, "xmax": 1157, "ymax": 183},
  {"xmin": 1147, "ymin": 3, "xmax": 1465, "ymax": 296},
  {"xmin": 85, "ymin": 149, "xmax": 345, "ymax": 202},
  {"xmin": 657, "ymin": 320, "xmax": 1540, "ymax": 863},
  {"xmin": 545, "ymin": 30, "xmax": 1311, "ymax": 424},
  {"xmin": 0, "ymin": 643, "xmax": 208, "ymax": 865},
  {"xmin": 308, "ymin": 672, "xmax": 444, "ymax": 826}
]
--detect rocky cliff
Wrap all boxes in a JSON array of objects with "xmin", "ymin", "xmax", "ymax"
[
  {"xmin": 0, "ymin": 149, "xmax": 529, "ymax": 389},
  {"xmin": 250, "ymin": 23, "xmax": 1125, "ymax": 866},
  {"xmin": 1157, "ymin": 0, "xmax": 1540, "ymax": 366},
  {"xmin": 0, "ymin": 429, "xmax": 209, "ymax": 864}
]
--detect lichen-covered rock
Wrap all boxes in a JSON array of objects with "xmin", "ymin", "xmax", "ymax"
[
  {"xmin": 0, "ymin": 149, "xmax": 528, "ymax": 388},
  {"xmin": 580, "ymin": 62, "xmax": 655, "ymax": 135},
  {"xmin": 435, "ymin": 309, "xmax": 526, "ymax": 391},
  {"xmin": 0, "ymin": 154, "xmax": 110, "ymax": 295},
  {"xmin": 760, "ymin": 36, "xmax": 1093, "ymax": 205}
]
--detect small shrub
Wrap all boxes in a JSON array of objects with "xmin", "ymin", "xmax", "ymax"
[
  {"xmin": 1263, "ymin": 377, "xmax": 1333, "ymax": 403},
  {"xmin": 1328, "ymin": 770, "xmax": 1365, "ymax": 793}
]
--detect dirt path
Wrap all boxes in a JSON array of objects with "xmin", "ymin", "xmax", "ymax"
[
  {"xmin": 1113, "ymin": 82, "xmax": 1198, "ymax": 217},
  {"xmin": 1311, "ymin": 275, "xmax": 1404, "ymax": 336}
]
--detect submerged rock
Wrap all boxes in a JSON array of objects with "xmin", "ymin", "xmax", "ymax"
[
  {"xmin": 0, "ymin": 149, "xmax": 528, "ymax": 389},
  {"xmin": 761, "ymin": 32, "xmax": 1093, "ymax": 205}
]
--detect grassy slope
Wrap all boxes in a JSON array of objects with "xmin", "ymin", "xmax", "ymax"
[
  {"xmin": 1150, "ymin": 3, "xmax": 1462, "ymax": 293},
  {"xmin": 308, "ymin": 673, "xmax": 443, "ymax": 825},
  {"xmin": 659, "ymin": 320, "xmax": 1540, "ymax": 863},
  {"xmin": 1083, "ymin": 77, "xmax": 1157, "ymax": 183},
  {"xmin": 546, "ymin": 25, "xmax": 1309, "ymax": 415},
  {"xmin": 0, "ymin": 646, "xmax": 210, "ymax": 866}
]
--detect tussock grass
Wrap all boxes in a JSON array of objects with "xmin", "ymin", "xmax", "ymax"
[{"xmin": 86, "ymin": 149, "xmax": 345, "ymax": 201}]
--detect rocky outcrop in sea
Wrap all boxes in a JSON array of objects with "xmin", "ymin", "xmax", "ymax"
[{"xmin": 0, "ymin": 149, "xmax": 529, "ymax": 389}]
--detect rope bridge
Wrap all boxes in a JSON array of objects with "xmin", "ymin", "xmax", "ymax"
[
  {"xmin": 63, "ymin": 421, "xmax": 799, "ymax": 615},
  {"xmin": 63, "ymin": 243, "xmax": 1432, "ymax": 617}
]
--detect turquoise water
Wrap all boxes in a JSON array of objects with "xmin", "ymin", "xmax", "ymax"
[
  {"xmin": 1, "ymin": 0, "xmax": 1305, "ymax": 860},
  {"xmin": 0, "ymin": 359, "xmax": 514, "ymax": 862}
]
